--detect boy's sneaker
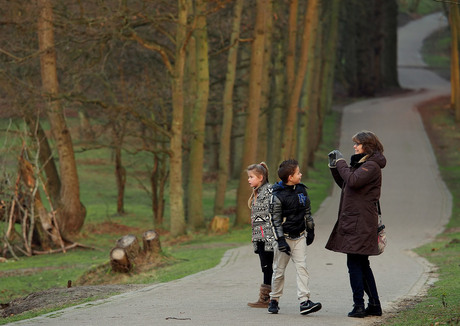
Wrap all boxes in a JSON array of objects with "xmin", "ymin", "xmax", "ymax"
[
  {"xmin": 300, "ymin": 300, "xmax": 322, "ymax": 315},
  {"xmin": 268, "ymin": 300, "xmax": 279, "ymax": 314}
]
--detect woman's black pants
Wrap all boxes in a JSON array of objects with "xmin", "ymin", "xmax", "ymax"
[{"xmin": 347, "ymin": 253, "xmax": 381, "ymax": 306}]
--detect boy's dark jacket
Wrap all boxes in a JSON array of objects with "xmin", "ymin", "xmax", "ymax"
[{"xmin": 269, "ymin": 181, "xmax": 314, "ymax": 240}]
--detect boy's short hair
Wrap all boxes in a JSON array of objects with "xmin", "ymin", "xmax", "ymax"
[{"xmin": 278, "ymin": 159, "xmax": 299, "ymax": 183}]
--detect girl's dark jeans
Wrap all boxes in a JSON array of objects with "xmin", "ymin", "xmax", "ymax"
[
  {"xmin": 256, "ymin": 242, "xmax": 274, "ymax": 285},
  {"xmin": 347, "ymin": 254, "xmax": 381, "ymax": 306}
]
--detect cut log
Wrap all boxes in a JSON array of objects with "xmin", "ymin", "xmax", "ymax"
[
  {"xmin": 115, "ymin": 234, "xmax": 140, "ymax": 261},
  {"xmin": 142, "ymin": 230, "xmax": 161, "ymax": 254},
  {"xmin": 110, "ymin": 247, "xmax": 132, "ymax": 273},
  {"xmin": 209, "ymin": 215, "xmax": 229, "ymax": 234}
]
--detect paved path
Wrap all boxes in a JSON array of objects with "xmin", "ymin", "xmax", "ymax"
[{"xmin": 9, "ymin": 12, "xmax": 452, "ymax": 326}]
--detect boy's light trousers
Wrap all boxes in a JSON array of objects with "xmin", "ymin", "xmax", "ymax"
[{"xmin": 269, "ymin": 236, "xmax": 310, "ymax": 302}]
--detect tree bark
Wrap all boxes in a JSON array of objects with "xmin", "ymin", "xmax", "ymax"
[
  {"xmin": 286, "ymin": 0, "xmax": 298, "ymax": 99},
  {"xmin": 187, "ymin": 0, "xmax": 210, "ymax": 230},
  {"xmin": 280, "ymin": 0, "xmax": 320, "ymax": 159},
  {"xmin": 23, "ymin": 116, "xmax": 61, "ymax": 204},
  {"xmin": 298, "ymin": 0, "xmax": 321, "ymax": 172},
  {"xmin": 142, "ymin": 230, "xmax": 162, "ymax": 254},
  {"xmin": 235, "ymin": 0, "xmax": 268, "ymax": 225},
  {"xmin": 110, "ymin": 247, "xmax": 132, "ymax": 273},
  {"xmin": 116, "ymin": 234, "xmax": 141, "ymax": 262},
  {"xmin": 382, "ymin": 0, "xmax": 400, "ymax": 89},
  {"xmin": 257, "ymin": 0, "xmax": 274, "ymax": 163},
  {"xmin": 450, "ymin": 4, "xmax": 460, "ymax": 121},
  {"xmin": 37, "ymin": 0, "xmax": 86, "ymax": 236},
  {"xmin": 169, "ymin": 0, "xmax": 188, "ymax": 236},
  {"xmin": 320, "ymin": 0, "xmax": 341, "ymax": 116},
  {"xmin": 214, "ymin": 0, "xmax": 244, "ymax": 216}
]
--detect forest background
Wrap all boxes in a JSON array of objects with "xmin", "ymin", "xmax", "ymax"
[{"xmin": 0, "ymin": 0, "xmax": 459, "ymax": 323}]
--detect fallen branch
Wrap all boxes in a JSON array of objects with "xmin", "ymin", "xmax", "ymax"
[{"xmin": 31, "ymin": 242, "xmax": 99, "ymax": 255}]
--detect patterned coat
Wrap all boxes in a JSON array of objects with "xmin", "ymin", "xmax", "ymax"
[{"xmin": 251, "ymin": 182, "xmax": 275, "ymax": 252}]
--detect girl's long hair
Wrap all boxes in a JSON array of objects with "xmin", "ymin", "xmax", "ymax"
[{"xmin": 247, "ymin": 162, "xmax": 269, "ymax": 208}]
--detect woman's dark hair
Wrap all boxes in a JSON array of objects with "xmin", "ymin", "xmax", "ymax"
[
  {"xmin": 277, "ymin": 159, "xmax": 299, "ymax": 183},
  {"xmin": 352, "ymin": 130, "xmax": 384, "ymax": 155},
  {"xmin": 247, "ymin": 162, "xmax": 269, "ymax": 208}
]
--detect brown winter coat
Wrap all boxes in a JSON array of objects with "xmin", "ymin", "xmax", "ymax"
[{"xmin": 325, "ymin": 152, "xmax": 386, "ymax": 256}]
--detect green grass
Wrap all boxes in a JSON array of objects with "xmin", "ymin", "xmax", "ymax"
[
  {"xmin": 398, "ymin": 0, "xmax": 445, "ymax": 16},
  {"xmin": 422, "ymin": 27, "xmax": 451, "ymax": 80}
]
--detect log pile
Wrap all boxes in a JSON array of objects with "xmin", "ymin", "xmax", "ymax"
[{"xmin": 110, "ymin": 230, "xmax": 162, "ymax": 273}]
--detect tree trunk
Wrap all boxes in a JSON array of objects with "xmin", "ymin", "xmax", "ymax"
[
  {"xmin": 110, "ymin": 247, "xmax": 132, "ymax": 273},
  {"xmin": 450, "ymin": 4, "xmax": 460, "ymax": 121},
  {"xmin": 142, "ymin": 230, "xmax": 162, "ymax": 254},
  {"xmin": 151, "ymin": 153, "xmax": 168, "ymax": 226},
  {"xmin": 280, "ymin": 0, "xmax": 320, "ymax": 159},
  {"xmin": 320, "ymin": 0, "xmax": 341, "ymax": 116},
  {"xmin": 23, "ymin": 116, "xmax": 61, "ymax": 203},
  {"xmin": 37, "ymin": 0, "xmax": 86, "ymax": 236},
  {"xmin": 187, "ymin": 0, "xmax": 209, "ymax": 230},
  {"xmin": 214, "ymin": 0, "xmax": 244, "ymax": 216},
  {"xmin": 286, "ymin": 0, "xmax": 298, "ymax": 99},
  {"xmin": 235, "ymin": 0, "xmax": 268, "ymax": 225},
  {"xmin": 298, "ymin": 0, "xmax": 321, "ymax": 172},
  {"xmin": 112, "ymin": 120, "xmax": 127, "ymax": 215},
  {"xmin": 257, "ymin": 0, "xmax": 273, "ymax": 163},
  {"xmin": 382, "ymin": 0, "xmax": 400, "ymax": 89},
  {"xmin": 209, "ymin": 215, "xmax": 229, "ymax": 234},
  {"xmin": 169, "ymin": 0, "xmax": 188, "ymax": 236},
  {"xmin": 116, "ymin": 234, "xmax": 141, "ymax": 262},
  {"xmin": 268, "ymin": 36, "xmax": 287, "ymax": 181}
]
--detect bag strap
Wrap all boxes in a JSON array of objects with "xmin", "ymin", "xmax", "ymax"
[{"xmin": 376, "ymin": 200, "xmax": 382, "ymax": 223}]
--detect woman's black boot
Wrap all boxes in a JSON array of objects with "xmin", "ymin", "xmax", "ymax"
[
  {"xmin": 348, "ymin": 305, "xmax": 366, "ymax": 318},
  {"xmin": 365, "ymin": 303, "xmax": 382, "ymax": 316}
]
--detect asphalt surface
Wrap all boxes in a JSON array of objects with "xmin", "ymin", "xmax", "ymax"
[{"xmin": 9, "ymin": 12, "xmax": 452, "ymax": 326}]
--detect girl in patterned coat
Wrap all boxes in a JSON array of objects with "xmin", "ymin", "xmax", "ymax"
[{"xmin": 246, "ymin": 162, "xmax": 275, "ymax": 308}]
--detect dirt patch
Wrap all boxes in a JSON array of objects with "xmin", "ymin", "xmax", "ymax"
[{"xmin": 1, "ymin": 284, "xmax": 148, "ymax": 318}]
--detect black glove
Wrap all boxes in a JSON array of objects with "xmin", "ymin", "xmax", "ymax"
[
  {"xmin": 328, "ymin": 150, "xmax": 344, "ymax": 168},
  {"xmin": 306, "ymin": 228, "xmax": 315, "ymax": 246},
  {"xmin": 277, "ymin": 237, "xmax": 291, "ymax": 256}
]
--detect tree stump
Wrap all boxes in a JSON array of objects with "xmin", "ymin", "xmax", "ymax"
[
  {"xmin": 110, "ymin": 247, "xmax": 132, "ymax": 273},
  {"xmin": 115, "ymin": 234, "xmax": 140, "ymax": 262},
  {"xmin": 209, "ymin": 215, "xmax": 229, "ymax": 234},
  {"xmin": 142, "ymin": 230, "xmax": 161, "ymax": 254}
]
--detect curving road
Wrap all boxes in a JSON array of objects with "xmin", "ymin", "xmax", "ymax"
[{"xmin": 8, "ymin": 12, "xmax": 452, "ymax": 326}]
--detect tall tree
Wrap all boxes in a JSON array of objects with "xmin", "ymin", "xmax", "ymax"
[
  {"xmin": 235, "ymin": 0, "xmax": 268, "ymax": 226},
  {"xmin": 187, "ymin": 0, "xmax": 210, "ymax": 229},
  {"xmin": 256, "ymin": 0, "xmax": 274, "ymax": 163},
  {"xmin": 298, "ymin": 0, "xmax": 321, "ymax": 172},
  {"xmin": 450, "ymin": 4, "xmax": 460, "ymax": 121},
  {"xmin": 214, "ymin": 0, "xmax": 244, "ymax": 216},
  {"xmin": 381, "ymin": 0, "xmax": 399, "ymax": 89},
  {"xmin": 280, "ymin": 0, "xmax": 320, "ymax": 160},
  {"xmin": 169, "ymin": 0, "xmax": 188, "ymax": 236},
  {"xmin": 37, "ymin": 0, "xmax": 86, "ymax": 236}
]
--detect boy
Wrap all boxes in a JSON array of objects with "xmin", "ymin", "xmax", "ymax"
[{"xmin": 268, "ymin": 159, "xmax": 322, "ymax": 315}]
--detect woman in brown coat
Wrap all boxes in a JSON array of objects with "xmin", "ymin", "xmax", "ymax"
[{"xmin": 326, "ymin": 130, "xmax": 386, "ymax": 318}]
